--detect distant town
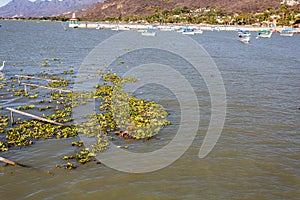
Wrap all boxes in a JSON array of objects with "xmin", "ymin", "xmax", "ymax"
[{"xmin": 1, "ymin": 1, "xmax": 300, "ymax": 29}]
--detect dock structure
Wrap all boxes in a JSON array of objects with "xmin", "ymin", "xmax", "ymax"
[
  {"xmin": 69, "ymin": 21, "xmax": 300, "ymax": 33},
  {"xmin": 21, "ymin": 83, "xmax": 72, "ymax": 94},
  {"xmin": 15, "ymin": 75, "xmax": 61, "ymax": 85},
  {"xmin": 15, "ymin": 74, "xmax": 72, "ymax": 94},
  {"xmin": 6, "ymin": 107, "xmax": 68, "ymax": 126}
]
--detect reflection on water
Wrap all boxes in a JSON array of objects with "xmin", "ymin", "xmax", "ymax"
[{"xmin": 0, "ymin": 20, "xmax": 299, "ymax": 199}]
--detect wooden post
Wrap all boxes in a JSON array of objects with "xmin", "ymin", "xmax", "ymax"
[
  {"xmin": 10, "ymin": 110, "xmax": 14, "ymax": 125},
  {"xmin": 24, "ymin": 84, "xmax": 27, "ymax": 94}
]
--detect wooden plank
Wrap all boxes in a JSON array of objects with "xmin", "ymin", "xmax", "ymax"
[
  {"xmin": 6, "ymin": 107, "xmax": 67, "ymax": 127},
  {"xmin": 0, "ymin": 156, "xmax": 30, "ymax": 167},
  {"xmin": 15, "ymin": 75, "xmax": 61, "ymax": 84},
  {"xmin": 0, "ymin": 156, "xmax": 17, "ymax": 166},
  {"xmin": 21, "ymin": 83, "xmax": 72, "ymax": 93}
]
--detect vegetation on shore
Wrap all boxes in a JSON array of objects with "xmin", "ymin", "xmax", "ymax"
[
  {"xmin": 103, "ymin": 5, "xmax": 300, "ymax": 26},
  {"xmin": 1, "ymin": 3, "xmax": 299, "ymax": 27}
]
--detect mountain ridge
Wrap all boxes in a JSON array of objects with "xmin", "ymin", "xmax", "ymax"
[
  {"xmin": 0, "ymin": 0, "xmax": 103, "ymax": 18},
  {"xmin": 75, "ymin": 0, "xmax": 287, "ymax": 20}
]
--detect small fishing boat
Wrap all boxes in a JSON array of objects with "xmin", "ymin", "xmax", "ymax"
[
  {"xmin": 180, "ymin": 27, "xmax": 194, "ymax": 35},
  {"xmin": 111, "ymin": 26, "xmax": 119, "ymax": 31},
  {"xmin": 280, "ymin": 28, "xmax": 295, "ymax": 37},
  {"xmin": 194, "ymin": 28, "xmax": 203, "ymax": 34},
  {"xmin": 211, "ymin": 26, "xmax": 220, "ymax": 32},
  {"xmin": 139, "ymin": 27, "xmax": 156, "ymax": 36},
  {"xmin": 182, "ymin": 30, "xmax": 195, "ymax": 35},
  {"xmin": 180, "ymin": 26, "xmax": 203, "ymax": 35},
  {"xmin": 256, "ymin": 29, "xmax": 272, "ymax": 38},
  {"xmin": 237, "ymin": 29, "xmax": 251, "ymax": 37},
  {"xmin": 239, "ymin": 35, "xmax": 251, "ymax": 43},
  {"xmin": 237, "ymin": 30, "xmax": 251, "ymax": 43},
  {"xmin": 141, "ymin": 30, "xmax": 156, "ymax": 37}
]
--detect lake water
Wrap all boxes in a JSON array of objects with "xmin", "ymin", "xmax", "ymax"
[{"xmin": 0, "ymin": 20, "xmax": 299, "ymax": 199}]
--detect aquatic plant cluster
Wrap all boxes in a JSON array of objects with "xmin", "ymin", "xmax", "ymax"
[{"xmin": 0, "ymin": 61, "xmax": 170, "ymax": 169}]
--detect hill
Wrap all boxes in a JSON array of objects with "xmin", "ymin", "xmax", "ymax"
[{"xmin": 75, "ymin": 0, "xmax": 287, "ymax": 20}]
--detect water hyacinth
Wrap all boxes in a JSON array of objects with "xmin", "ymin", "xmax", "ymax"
[{"xmin": 0, "ymin": 64, "xmax": 170, "ymax": 169}]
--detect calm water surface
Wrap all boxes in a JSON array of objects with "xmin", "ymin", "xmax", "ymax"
[{"xmin": 0, "ymin": 20, "xmax": 299, "ymax": 199}]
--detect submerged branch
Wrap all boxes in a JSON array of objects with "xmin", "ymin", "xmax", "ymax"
[{"xmin": 0, "ymin": 156, "xmax": 30, "ymax": 167}]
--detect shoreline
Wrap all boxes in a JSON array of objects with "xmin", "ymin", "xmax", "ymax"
[
  {"xmin": 1, "ymin": 18, "xmax": 299, "ymax": 33},
  {"xmin": 71, "ymin": 21, "xmax": 300, "ymax": 33}
]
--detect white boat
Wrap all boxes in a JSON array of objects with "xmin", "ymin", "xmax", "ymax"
[
  {"xmin": 194, "ymin": 29, "xmax": 203, "ymax": 34},
  {"xmin": 180, "ymin": 26, "xmax": 203, "ymax": 35},
  {"xmin": 118, "ymin": 26, "xmax": 130, "ymax": 31},
  {"xmin": 237, "ymin": 29, "xmax": 251, "ymax": 37},
  {"xmin": 211, "ymin": 26, "xmax": 220, "ymax": 31},
  {"xmin": 256, "ymin": 30, "xmax": 272, "ymax": 38},
  {"xmin": 182, "ymin": 31, "xmax": 195, "ymax": 35},
  {"xmin": 159, "ymin": 26, "xmax": 175, "ymax": 31},
  {"xmin": 239, "ymin": 35, "xmax": 250, "ymax": 43},
  {"xmin": 141, "ymin": 31, "xmax": 156, "ymax": 37},
  {"xmin": 237, "ymin": 30, "xmax": 251, "ymax": 43},
  {"xmin": 280, "ymin": 28, "xmax": 294, "ymax": 37},
  {"xmin": 181, "ymin": 27, "xmax": 195, "ymax": 35},
  {"xmin": 111, "ymin": 26, "xmax": 119, "ymax": 31}
]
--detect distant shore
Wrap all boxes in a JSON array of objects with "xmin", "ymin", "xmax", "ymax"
[
  {"xmin": 70, "ymin": 21, "xmax": 300, "ymax": 33},
  {"xmin": 1, "ymin": 18, "xmax": 299, "ymax": 33}
]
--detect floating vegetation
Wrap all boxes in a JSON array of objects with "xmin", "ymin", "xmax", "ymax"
[
  {"xmin": 16, "ymin": 105, "xmax": 35, "ymax": 110},
  {"xmin": 65, "ymin": 162, "xmax": 77, "ymax": 170},
  {"xmin": 41, "ymin": 59, "xmax": 49, "ymax": 67},
  {"xmin": 71, "ymin": 140, "xmax": 83, "ymax": 147},
  {"xmin": 51, "ymin": 58, "xmax": 59, "ymax": 61},
  {"xmin": 0, "ymin": 63, "xmax": 170, "ymax": 170}
]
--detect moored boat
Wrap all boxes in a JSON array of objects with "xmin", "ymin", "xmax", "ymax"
[
  {"xmin": 181, "ymin": 27, "xmax": 203, "ymax": 35},
  {"xmin": 194, "ymin": 28, "xmax": 203, "ymax": 34},
  {"xmin": 141, "ymin": 31, "xmax": 156, "ymax": 36},
  {"xmin": 280, "ymin": 28, "xmax": 295, "ymax": 37},
  {"xmin": 237, "ymin": 29, "xmax": 251, "ymax": 37},
  {"xmin": 256, "ymin": 29, "xmax": 272, "ymax": 38},
  {"xmin": 239, "ymin": 35, "xmax": 250, "ymax": 43},
  {"xmin": 237, "ymin": 30, "xmax": 251, "ymax": 43},
  {"xmin": 140, "ymin": 28, "xmax": 156, "ymax": 36}
]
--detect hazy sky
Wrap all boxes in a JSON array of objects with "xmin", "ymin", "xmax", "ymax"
[{"xmin": 0, "ymin": 0, "xmax": 36, "ymax": 8}]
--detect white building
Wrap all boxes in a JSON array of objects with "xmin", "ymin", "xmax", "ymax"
[{"xmin": 281, "ymin": 0, "xmax": 299, "ymax": 6}]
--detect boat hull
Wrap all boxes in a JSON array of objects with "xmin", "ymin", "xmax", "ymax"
[
  {"xmin": 256, "ymin": 30, "xmax": 272, "ymax": 38},
  {"xmin": 239, "ymin": 36, "xmax": 250, "ymax": 43},
  {"xmin": 141, "ymin": 32, "xmax": 156, "ymax": 36}
]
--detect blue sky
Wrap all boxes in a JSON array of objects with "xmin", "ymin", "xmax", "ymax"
[{"xmin": 0, "ymin": 0, "xmax": 36, "ymax": 7}]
